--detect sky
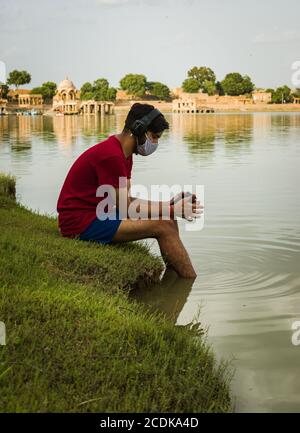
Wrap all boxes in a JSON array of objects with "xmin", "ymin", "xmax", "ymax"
[{"xmin": 1, "ymin": 0, "xmax": 300, "ymax": 90}]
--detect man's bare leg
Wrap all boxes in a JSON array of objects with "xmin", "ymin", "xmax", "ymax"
[{"xmin": 111, "ymin": 219, "xmax": 197, "ymax": 279}]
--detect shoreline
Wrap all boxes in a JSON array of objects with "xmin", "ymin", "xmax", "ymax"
[
  {"xmin": 114, "ymin": 102, "xmax": 300, "ymax": 114},
  {"xmin": 0, "ymin": 173, "xmax": 232, "ymax": 413},
  {"xmin": 2, "ymin": 102, "xmax": 300, "ymax": 117}
]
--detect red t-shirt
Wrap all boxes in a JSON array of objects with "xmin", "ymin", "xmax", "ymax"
[{"xmin": 57, "ymin": 135, "xmax": 133, "ymax": 237}]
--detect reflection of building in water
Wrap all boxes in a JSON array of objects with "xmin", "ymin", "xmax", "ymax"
[
  {"xmin": 52, "ymin": 114, "xmax": 79, "ymax": 146},
  {"xmin": 8, "ymin": 89, "xmax": 43, "ymax": 107},
  {"xmin": 115, "ymin": 113, "xmax": 127, "ymax": 132},
  {"xmin": 271, "ymin": 112, "xmax": 300, "ymax": 129},
  {"xmin": 80, "ymin": 113, "xmax": 112, "ymax": 137},
  {"xmin": 220, "ymin": 115, "xmax": 253, "ymax": 146},
  {"xmin": 0, "ymin": 98, "xmax": 7, "ymax": 114},
  {"xmin": 0, "ymin": 115, "xmax": 8, "ymax": 142},
  {"xmin": 172, "ymin": 113, "xmax": 254, "ymax": 155},
  {"xmin": 252, "ymin": 113, "xmax": 272, "ymax": 140},
  {"xmin": 53, "ymin": 78, "xmax": 114, "ymax": 115},
  {"xmin": 8, "ymin": 115, "xmax": 33, "ymax": 151}
]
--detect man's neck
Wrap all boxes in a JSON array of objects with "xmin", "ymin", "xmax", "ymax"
[{"xmin": 115, "ymin": 133, "xmax": 135, "ymax": 158}]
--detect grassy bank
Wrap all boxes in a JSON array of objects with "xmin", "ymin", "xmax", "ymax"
[{"xmin": 0, "ymin": 174, "xmax": 232, "ymax": 412}]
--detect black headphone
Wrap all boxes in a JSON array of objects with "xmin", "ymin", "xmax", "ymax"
[{"xmin": 130, "ymin": 108, "xmax": 161, "ymax": 137}]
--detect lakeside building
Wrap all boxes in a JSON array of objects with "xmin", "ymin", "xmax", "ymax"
[
  {"xmin": 53, "ymin": 78, "xmax": 114, "ymax": 115},
  {"xmin": 252, "ymin": 91, "xmax": 272, "ymax": 104},
  {"xmin": 52, "ymin": 78, "xmax": 80, "ymax": 114},
  {"xmin": 7, "ymin": 89, "xmax": 43, "ymax": 107},
  {"xmin": 172, "ymin": 95, "xmax": 215, "ymax": 113},
  {"xmin": 116, "ymin": 89, "xmax": 134, "ymax": 101},
  {"xmin": 172, "ymin": 88, "xmax": 272, "ymax": 113}
]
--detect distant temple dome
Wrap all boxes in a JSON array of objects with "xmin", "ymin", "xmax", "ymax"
[
  {"xmin": 52, "ymin": 76, "xmax": 114, "ymax": 115},
  {"xmin": 57, "ymin": 78, "xmax": 76, "ymax": 91}
]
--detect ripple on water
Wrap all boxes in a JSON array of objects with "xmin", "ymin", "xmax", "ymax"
[{"xmin": 189, "ymin": 231, "xmax": 300, "ymax": 299}]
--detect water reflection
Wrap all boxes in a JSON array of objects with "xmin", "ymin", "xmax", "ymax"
[
  {"xmin": 0, "ymin": 112, "xmax": 300, "ymax": 412},
  {"xmin": 10, "ymin": 116, "xmax": 32, "ymax": 152},
  {"xmin": 173, "ymin": 114, "xmax": 254, "ymax": 163},
  {"xmin": 129, "ymin": 268, "xmax": 195, "ymax": 324}
]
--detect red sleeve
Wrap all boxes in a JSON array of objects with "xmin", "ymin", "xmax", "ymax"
[{"xmin": 95, "ymin": 156, "xmax": 128, "ymax": 189}]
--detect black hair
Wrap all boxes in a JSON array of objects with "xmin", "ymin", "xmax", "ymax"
[{"xmin": 123, "ymin": 103, "xmax": 169, "ymax": 134}]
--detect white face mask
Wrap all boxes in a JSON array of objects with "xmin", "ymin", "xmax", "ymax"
[{"xmin": 136, "ymin": 133, "xmax": 158, "ymax": 156}]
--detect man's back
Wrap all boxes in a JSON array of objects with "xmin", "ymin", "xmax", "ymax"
[{"xmin": 57, "ymin": 135, "xmax": 133, "ymax": 237}]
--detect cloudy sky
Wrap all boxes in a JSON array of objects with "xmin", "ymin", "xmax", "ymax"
[{"xmin": 1, "ymin": 0, "xmax": 300, "ymax": 89}]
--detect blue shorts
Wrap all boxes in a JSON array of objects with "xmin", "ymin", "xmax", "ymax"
[{"xmin": 79, "ymin": 210, "xmax": 122, "ymax": 244}]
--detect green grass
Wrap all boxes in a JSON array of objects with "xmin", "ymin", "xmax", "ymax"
[{"xmin": 0, "ymin": 174, "xmax": 232, "ymax": 412}]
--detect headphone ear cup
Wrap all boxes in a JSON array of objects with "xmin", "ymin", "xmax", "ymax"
[
  {"xmin": 130, "ymin": 120, "xmax": 146, "ymax": 136},
  {"xmin": 130, "ymin": 108, "xmax": 161, "ymax": 136}
]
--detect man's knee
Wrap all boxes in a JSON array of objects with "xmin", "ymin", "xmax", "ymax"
[{"xmin": 154, "ymin": 219, "xmax": 178, "ymax": 238}]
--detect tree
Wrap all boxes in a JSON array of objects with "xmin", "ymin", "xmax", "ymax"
[
  {"xmin": 271, "ymin": 86, "xmax": 292, "ymax": 103},
  {"xmin": 40, "ymin": 82, "xmax": 56, "ymax": 102},
  {"xmin": 80, "ymin": 82, "xmax": 94, "ymax": 100},
  {"xmin": 241, "ymin": 75, "xmax": 254, "ymax": 94},
  {"xmin": 292, "ymin": 88, "xmax": 300, "ymax": 98},
  {"xmin": 203, "ymin": 80, "xmax": 216, "ymax": 96},
  {"xmin": 0, "ymin": 84, "xmax": 9, "ymax": 99},
  {"xmin": 147, "ymin": 81, "xmax": 170, "ymax": 100},
  {"xmin": 80, "ymin": 79, "xmax": 116, "ymax": 101},
  {"xmin": 187, "ymin": 66, "xmax": 216, "ymax": 92},
  {"xmin": 119, "ymin": 74, "xmax": 147, "ymax": 98},
  {"xmin": 106, "ymin": 87, "xmax": 117, "ymax": 101},
  {"xmin": 216, "ymin": 81, "xmax": 224, "ymax": 96},
  {"xmin": 31, "ymin": 86, "xmax": 43, "ymax": 94},
  {"xmin": 182, "ymin": 78, "xmax": 200, "ymax": 93},
  {"xmin": 7, "ymin": 70, "xmax": 31, "ymax": 89},
  {"xmin": 94, "ymin": 78, "xmax": 116, "ymax": 101},
  {"xmin": 32, "ymin": 81, "xmax": 57, "ymax": 103},
  {"xmin": 93, "ymin": 78, "xmax": 109, "ymax": 101},
  {"xmin": 221, "ymin": 72, "xmax": 254, "ymax": 96}
]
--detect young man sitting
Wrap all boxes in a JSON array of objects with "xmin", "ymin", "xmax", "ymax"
[{"xmin": 57, "ymin": 103, "xmax": 202, "ymax": 278}]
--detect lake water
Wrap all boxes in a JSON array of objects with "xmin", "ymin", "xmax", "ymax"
[{"xmin": 0, "ymin": 112, "xmax": 300, "ymax": 412}]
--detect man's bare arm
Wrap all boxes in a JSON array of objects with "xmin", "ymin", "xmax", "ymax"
[{"xmin": 126, "ymin": 179, "xmax": 174, "ymax": 219}]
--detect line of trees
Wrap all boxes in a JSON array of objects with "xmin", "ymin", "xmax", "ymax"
[
  {"xmin": 2, "ymin": 69, "xmax": 171, "ymax": 102},
  {"xmin": 266, "ymin": 85, "xmax": 299, "ymax": 104},
  {"xmin": 119, "ymin": 74, "xmax": 171, "ymax": 100},
  {"xmin": 80, "ymin": 74, "xmax": 171, "ymax": 101},
  {"xmin": 181, "ymin": 66, "xmax": 300, "ymax": 103},
  {"xmin": 2, "ymin": 68, "xmax": 300, "ymax": 104},
  {"xmin": 182, "ymin": 66, "xmax": 254, "ymax": 96}
]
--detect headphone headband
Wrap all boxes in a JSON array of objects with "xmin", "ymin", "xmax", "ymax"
[{"xmin": 130, "ymin": 108, "xmax": 161, "ymax": 136}]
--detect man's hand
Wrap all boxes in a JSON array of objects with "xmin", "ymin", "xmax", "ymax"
[
  {"xmin": 173, "ymin": 195, "xmax": 203, "ymax": 220},
  {"xmin": 170, "ymin": 191, "xmax": 197, "ymax": 206}
]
